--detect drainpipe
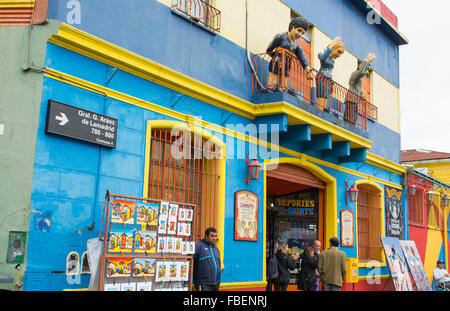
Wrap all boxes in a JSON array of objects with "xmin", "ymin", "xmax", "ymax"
[{"xmin": 245, "ymin": 0, "xmax": 264, "ymax": 89}]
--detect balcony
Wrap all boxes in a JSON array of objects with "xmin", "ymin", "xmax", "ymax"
[
  {"xmin": 251, "ymin": 48, "xmax": 378, "ymax": 131},
  {"xmin": 171, "ymin": 0, "xmax": 221, "ymax": 32}
]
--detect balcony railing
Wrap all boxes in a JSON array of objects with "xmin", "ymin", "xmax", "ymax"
[
  {"xmin": 251, "ymin": 49, "xmax": 378, "ymax": 130},
  {"xmin": 171, "ymin": 0, "xmax": 221, "ymax": 32}
]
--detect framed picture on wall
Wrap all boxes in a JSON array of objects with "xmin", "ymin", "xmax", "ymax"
[
  {"xmin": 234, "ymin": 190, "xmax": 258, "ymax": 242},
  {"xmin": 340, "ymin": 209, "xmax": 354, "ymax": 247}
]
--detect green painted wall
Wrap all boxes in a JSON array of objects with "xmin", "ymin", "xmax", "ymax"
[{"xmin": 0, "ymin": 21, "xmax": 60, "ymax": 290}]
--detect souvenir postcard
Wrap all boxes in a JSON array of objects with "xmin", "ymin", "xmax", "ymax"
[
  {"xmin": 134, "ymin": 230, "xmax": 157, "ymax": 253},
  {"xmin": 120, "ymin": 282, "xmax": 136, "ymax": 291},
  {"xmin": 160, "ymin": 201, "xmax": 169, "ymax": 218},
  {"xmin": 168, "ymin": 262, "xmax": 179, "ymax": 281},
  {"xmin": 155, "ymin": 261, "xmax": 168, "ymax": 282},
  {"xmin": 178, "ymin": 208, "xmax": 186, "ymax": 221},
  {"xmin": 178, "ymin": 261, "xmax": 189, "ymax": 281},
  {"xmin": 136, "ymin": 281, "xmax": 152, "ymax": 291},
  {"xmin": 111, "ymin": 199, "xmax": 136, "ymax": 225},
  {"xmin": 187, "ymin": 241, "xmax": 195, "ymax": 254},
  {"xmin": 157, "ymin": 236, "xmax": 166, "ymax": 253},
  {"xmin": 133, "ymin": 258, "xmax": 156, "ymax": 277},
  {"xmin": 167, "ymin": 216, "xmax": 177, "ymax": 235},
  {"xmin": 169, "ymin": 203, "xmax": 178, "ymax": 218},
  {"xmin": 165, "ymin": 236, "xmax": 175, "ymax": 253},
  {"xmin": 108, "ymin": 228, "xmax": 134, "ymax": 253},
  {"xmin": 174, "ymin": 238, "xmax": 182, "ymax": 253},
  {"xmin": 106, "ymin": 258, "xmax": 133, "ymax": 278},
  {"xmin": 185, "ymin": 208, "xmax": 193, "ymax": 221},
  {"xmin": 177, "ymin": 222, "xmax": 191, "ymax": 236},
  {"xmin": 158, "ymin": 217, "xmax": 167, "ymax": 234},
  {"xmin": 136, "ymin": 202, "xmax": 159, "ymax": 227},
  {"xmin": 181, "ymin": 240, "xmax": 188, "ymax": 255}
]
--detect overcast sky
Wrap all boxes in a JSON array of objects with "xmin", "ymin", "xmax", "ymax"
[{"xmin": 381, "ymin": 0, "xmax": 450, "ymax": 153}]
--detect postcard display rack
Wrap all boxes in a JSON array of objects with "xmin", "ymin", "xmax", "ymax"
[{"xmin": 98, "ymin": 192, "xmax": 198, "ymax": 291}]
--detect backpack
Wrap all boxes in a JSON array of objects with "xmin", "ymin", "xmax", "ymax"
[{"xmin": 267, "ymin": 254, "xmax": 279, "ymax": 279}]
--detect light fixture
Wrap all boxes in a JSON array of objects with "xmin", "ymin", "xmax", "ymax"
[
  {"xmin": 245, "ymin": 151, "xmax": 262, "ymax": 185},
  {"xmin": 408, "ymin": 184, "xmax": 417, "ymax": 196},
  {"xmin": 345, "ymin": 179, "xmax": 358, "ymax": 205},
  {"xmin": 442, "ymin": 195, "xmax": 450, "ymax": 207},
  {"xmin": 427, "ymin": 190, "xmax": 436, "ymax": 203}
]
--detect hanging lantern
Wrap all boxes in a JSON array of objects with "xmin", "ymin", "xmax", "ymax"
[
  {"xmin": 442, "ymin": 195, "xmax": 450, "ymax": 207},
  {"xmin": 345, "ymin": 179, "xmax": 358, "ymax": 205},
  {"xmin": 426, "ymin": 190, "xmax": 436, "ymax": 203},
  {"xmin": 245, "ymin": 152, "xmax": 262, "ymax": 184},
  {"xmin": 408, "ymin": 185, "xmax": 417, "ymax": 196}
]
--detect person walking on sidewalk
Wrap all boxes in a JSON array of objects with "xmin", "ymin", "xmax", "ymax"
[{"xmin": 318, "ymin": 237, "xmax": 347, "ymax": 291}]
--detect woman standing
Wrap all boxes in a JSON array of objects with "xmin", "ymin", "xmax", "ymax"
[
  {"xmin": 298, "ymin": 246, "xmax": 319, "ymax": 291},
  {"xmin": 274, "ymin": 242, "xmax": 299, "ymax": 291}
]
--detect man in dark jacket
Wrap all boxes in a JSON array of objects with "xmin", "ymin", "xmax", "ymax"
[{"xmin": 193, "ymin": 227, "xmax": 221, "ymax": 291}]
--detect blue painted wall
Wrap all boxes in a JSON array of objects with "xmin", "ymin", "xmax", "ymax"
[{"xmin": 24, "ymin": 33, "xmax": 401, "ymax": 289}]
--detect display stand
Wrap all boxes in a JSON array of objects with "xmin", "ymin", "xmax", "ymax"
[{"xmin": 97, "ymin": 191, "xmax": 197, "ymax": 291}]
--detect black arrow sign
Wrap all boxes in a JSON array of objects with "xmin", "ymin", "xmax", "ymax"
[{"xmin": 45, "ymin": 100, "xmax": 118, "ymax": 148}]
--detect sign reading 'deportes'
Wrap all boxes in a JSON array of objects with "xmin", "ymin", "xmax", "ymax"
[{"xmin": 45, "ymin": 100, "xmax": 118, "ymax": 148}]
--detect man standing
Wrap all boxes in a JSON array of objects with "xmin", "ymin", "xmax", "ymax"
[
  {"xmin": 313, "ymin": 240, "xmax": 321, "ymax": 291},
  {"xmin": 193, "ymin": 227, "xmax": 221, "ymax": 291},
  {"xmin": 433, "ymin": 260, "xmax": 450, "ymax": 289},
  {"xmin": 318, "ymin": 237, "xmax": 347, "ymax": 291}
]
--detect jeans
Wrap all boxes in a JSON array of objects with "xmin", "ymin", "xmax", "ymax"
[{"xmin": 273, "ymin": 281, "xmax": 289, "ymax": 291}]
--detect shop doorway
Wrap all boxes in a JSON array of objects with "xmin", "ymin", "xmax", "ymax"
[{"xmin": 266, "ymin": 163, "xmax": 325, "ymax": 291}]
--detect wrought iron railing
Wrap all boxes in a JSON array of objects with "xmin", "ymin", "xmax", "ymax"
[
  {"xmin": 251, "ymin": 49, "xmax": 378, "ymax": 130},
  {"xmin": 171, "ymin": 0, "xmax": 221, "ymax": 32}
]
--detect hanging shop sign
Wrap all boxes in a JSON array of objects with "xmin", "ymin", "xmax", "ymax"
[
  {"xmin": 234, "ymin": 190, "xmax": 259, "ymax": 241},
  {"xmin": 385, "ymin": 185, "xmax": 403, "ymax": 239},
  {"xmin": 45, "ymin": 100, "xmax": 118, "ymax": 148},
  {"xmin": 276, "ymin": 198, "xmax": 316, "ymax": 217},
  {"xmin": 340, "ymin": 209, "xmax": 354, "ymax": 247}
]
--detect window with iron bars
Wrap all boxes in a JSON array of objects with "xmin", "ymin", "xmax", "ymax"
[
  {"xmin": 357, "ymin": 184, "xmax": 382, "ymax": 262},
  {"xmin": 146, "ymin": 129, "xmax": 221, "ymax": 240},
  {"xmin": 171, "ymin": 0, "xmax": 221, "ymax": 32}
]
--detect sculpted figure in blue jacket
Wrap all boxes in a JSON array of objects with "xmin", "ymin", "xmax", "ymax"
[
  {"xmin": 266, "ymin": 16, "xmax": 314, "ymax": 91},
  {"xmin": 316, "ymin": 37, "xmax": 345, "ymax": 110},
  {"xmin": 193, "ymin": 227, "xmax": 221, "ymax": 291}
]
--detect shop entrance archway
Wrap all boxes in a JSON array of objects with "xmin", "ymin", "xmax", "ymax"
[{"xmin": 265, "ymin": 162, "xmax": 326, "ymax": 291}]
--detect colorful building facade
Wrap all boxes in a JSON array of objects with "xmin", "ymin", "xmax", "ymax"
[{"xmin": 0, "ymin": 0, "xmax": 424, "ymax": 291}]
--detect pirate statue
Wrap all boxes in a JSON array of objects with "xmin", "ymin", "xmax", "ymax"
[{"xmin": 266, "ymin": 16, "xmax": 314, "ymax": 91}]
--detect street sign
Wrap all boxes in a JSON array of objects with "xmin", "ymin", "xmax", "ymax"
[{"xmin": 45, "ymin": 100, "xmax": 118, "ymax": 148}]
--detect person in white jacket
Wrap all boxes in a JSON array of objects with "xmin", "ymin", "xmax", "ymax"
[{"xmin": 433, "ymin": 260, "xmax": 450, "ymax": 289}]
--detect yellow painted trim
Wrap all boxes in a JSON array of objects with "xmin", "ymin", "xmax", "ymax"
[
  {"xmin": 0, "ymin": 0, "xmax": 34, "ymax": 7},
  {"xmin": 63, "ymin": 288, "xmax": 88, "ymax": 291},
  {"xmin": 366, "ymin": 152, "xmax": 406, "ymax": 175},
  {"xmin": 44, "ymin": 69, "xmax": 403, "ymax": 190},
  {"xmin": 264, "ymin": 157, "xmax": 337, "ymax": 249},
  {"xmin": 220, "ymin": 281, "xmax": 267, "ymax": 290},
  {"xmin": 143, "ymin": 120, "xmax": 226, "ymax": 270},
  {"xmin": 254, "ymin": 102, "xmax": 372, "ymax": 150},
  {"xmin": 354, "ymin": 179, "xmax": 387, "ymax": 268}
]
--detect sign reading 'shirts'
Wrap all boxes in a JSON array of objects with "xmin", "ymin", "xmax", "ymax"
[{"xmin": 45, "ymin": 100, "xmax": 117, "ymax": 148}]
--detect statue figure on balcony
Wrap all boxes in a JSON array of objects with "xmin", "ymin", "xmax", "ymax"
[
  {"xmin": 316, "ymin": 37, "xmax": 345, "ymax": 111},
  {"xmin": 266, "ymin": 16, "xmax": 314, "ymax": 92},
  {"xmin": 344, "ymin": 53, "xmax": 376, "ymax": 125}
]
